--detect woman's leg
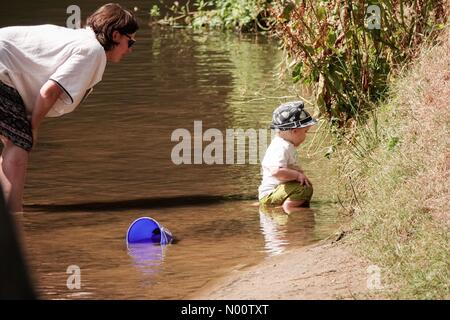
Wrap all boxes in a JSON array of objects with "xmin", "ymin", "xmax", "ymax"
[{"xmin": 0, "ymin": 138, "xmax": 29, "ymax": 213}]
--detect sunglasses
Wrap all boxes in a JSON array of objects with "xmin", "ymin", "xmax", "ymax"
[{"xmin": 124, "ymin": 34, "xmax": 136, "ymax": 48}]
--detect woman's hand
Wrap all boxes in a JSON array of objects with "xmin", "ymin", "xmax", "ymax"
[
  {"xmin": 32, "ymin": 128, "xmax": 38, "ymax": 150},
  {"xmin": 30, "ymin": 80, "xmax": 62, "ymax": 148}
]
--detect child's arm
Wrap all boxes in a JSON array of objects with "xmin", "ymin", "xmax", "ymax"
[
  {"xmin": 289, "ymin": 164, "xmax": 303, "ymax": 173},
  {"xmin": 270, "ymin": 167, "xmax": 312, "ymax": 187}
]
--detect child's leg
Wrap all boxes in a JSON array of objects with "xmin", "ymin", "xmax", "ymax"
[
  {"xmin": 282, "ymin": 182, "xmax": 313, "ymax": 209},
  {"xmin": 282, "ymin": 199, "xmax": 306, "ymax": 209},
  {"xmin": 282, "ymin": 200, "xmax": 305, "ymax": 214}
]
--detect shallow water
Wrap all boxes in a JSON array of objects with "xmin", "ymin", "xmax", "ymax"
[
  {"xmin": 1, "ymin": 1, "xmax": 340, "ymax": 299},
  {"xmin": 20, "ymin": 200, "xmax": 338, "ymax": 299}
]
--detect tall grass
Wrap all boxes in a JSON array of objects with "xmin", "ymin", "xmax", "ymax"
[
  {"xmin": 270, "ymin": 0, "xmax": 447, "ymax": 129},
  {"xmin": 339, "ymin": 27, "xmax": 450, "ymax": 298}
]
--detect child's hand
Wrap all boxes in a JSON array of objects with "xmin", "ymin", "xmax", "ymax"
[{"xmin": 296, "ymin": 172, "xmax": 312, "ymax": 187}]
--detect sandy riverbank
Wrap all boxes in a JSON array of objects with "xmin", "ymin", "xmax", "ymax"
[{"xmin": 190, "ymin": 239, "xmax": 372, "ymax": 300}]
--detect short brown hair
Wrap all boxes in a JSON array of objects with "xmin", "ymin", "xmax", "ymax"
[{"xmin": 86, "ymin": 3, "xmax": 139, "ymax": 51}]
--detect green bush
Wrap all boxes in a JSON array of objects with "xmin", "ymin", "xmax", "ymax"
[
  {"xmin": 150, "ymin": 0, "xmax": 270, "ymax": 31},
  {"xmin": 269, "ymin": 0, "xmax": 447, "ymax": 129},
  {"xmin": 191, "ymin": 0, "xmax": 270, "ymax": 31}
]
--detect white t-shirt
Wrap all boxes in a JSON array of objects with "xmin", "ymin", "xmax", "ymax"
[
  {"xmin": 258, "ymin": 135, "xmax": 298, "ymax": 199},
  {"xmin": 0, "ymin": 24, "xmax": 106, "ymax": 117}
]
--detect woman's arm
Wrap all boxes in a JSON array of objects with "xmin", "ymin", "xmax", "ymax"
[{"xmin": 30, "ymin": 80, "xmax": 62, "ymax": 148}]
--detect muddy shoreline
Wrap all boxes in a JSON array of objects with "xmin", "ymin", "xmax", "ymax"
[{"xmin": 190, "ymin": 241, "xmax": 371, "ymax": 300}]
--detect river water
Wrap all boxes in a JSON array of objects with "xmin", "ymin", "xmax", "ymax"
[{"xmin": 1, "ymin": 1, "xmax": 339, "ymax": 299}]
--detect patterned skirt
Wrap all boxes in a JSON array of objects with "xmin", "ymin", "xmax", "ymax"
[{"xmin": 0, "ymin": 82, "xmax": 32, "ymax": 151}]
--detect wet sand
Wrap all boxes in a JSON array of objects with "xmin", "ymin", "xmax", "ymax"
[{"xmin": 191, "ymin": 240, "xmax": 371, "ymax": 300}]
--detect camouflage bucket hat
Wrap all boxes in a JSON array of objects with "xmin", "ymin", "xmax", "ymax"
[{"xmin": 270, "ymin": 101, "xmax": 318, "ymax": 131}]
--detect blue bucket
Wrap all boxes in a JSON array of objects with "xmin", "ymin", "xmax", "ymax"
[{"xmin": 126, "ymin": 217, "xmax": 173, "ymax": 245}]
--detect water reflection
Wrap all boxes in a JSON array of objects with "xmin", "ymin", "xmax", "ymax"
[
  {"xmin": 127, "ymin": 243, "xmax": 167, "ymax": 277},
  {"xmin": 259, "ymin": 206, "xmax": 315, "ymax": 256}
]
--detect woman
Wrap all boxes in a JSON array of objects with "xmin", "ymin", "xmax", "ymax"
[{"xmin": 0, "ymin": 3, "xmax": 138, "ymax": 212}]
